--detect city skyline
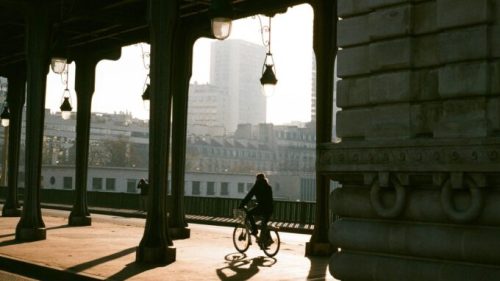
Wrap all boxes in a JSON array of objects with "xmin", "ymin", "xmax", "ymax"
[{"xmin": 44, "ymin": 4, "xmax": 314, "ymax": 125}]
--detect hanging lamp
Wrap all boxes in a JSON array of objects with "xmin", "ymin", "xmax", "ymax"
[
  {"xmin": 210, "ymin": 0, "xmax": 233, "ymax": 40},
  {"xmin": 59, "ymin": 67, "xmax": 73, "ymax": 120},
  {"xmin": 0, "ymin": 104, "xmax": 10, "ymax": 127},
  {"xmin": 259, "ymin": 16, "xmax": 278, "ymax": 97}
]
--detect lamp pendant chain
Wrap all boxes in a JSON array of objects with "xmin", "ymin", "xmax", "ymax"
[
  {"xmin": 64, "ymin": 67, "xmax": 69, "ymax": 91},
  {"xmin": 267, "ymin": 17, "xmax": 272, "ymax": 53},
  {"xmin": 61, "ymin": 66, "xmax": 71, "ymax": 101},
  {"xmin": 140, "ymin": 43, "xmax": 150, "ymax": 71},
  {"xmin": 258, "ymin": 15, "xmax": 271, "ymax": 51},
  {"xmin": 139, "ymin": 43, "xmax": 150, "ymax": 91}
]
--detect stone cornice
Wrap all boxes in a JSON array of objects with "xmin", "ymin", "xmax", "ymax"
[{"xmin": 318, "ymin": 138, "xmax": 500, "ymax": 173}]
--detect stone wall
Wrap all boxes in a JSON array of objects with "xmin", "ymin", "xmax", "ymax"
[{"xmin": 324, "ymin": 0, "xmax": 500, "ymax": 280}]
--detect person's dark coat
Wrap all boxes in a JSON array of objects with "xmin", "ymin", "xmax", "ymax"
[{"xmin": 240, "ymin": 178, "xmax": 273, "ymax": 215}]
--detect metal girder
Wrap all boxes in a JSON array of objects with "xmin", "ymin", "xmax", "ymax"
[{"xmin": 0, "ymin": 0, "xmax": 311, "ymax": 70}]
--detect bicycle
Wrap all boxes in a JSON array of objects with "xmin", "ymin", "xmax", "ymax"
[{"xmin": 232, "ymin": 208, "xmax": 280, "ymax": 257}]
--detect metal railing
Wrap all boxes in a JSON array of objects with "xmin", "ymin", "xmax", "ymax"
[{"xmin": 1, "ymin": 187, "xmax": 316, "ymax": 225}]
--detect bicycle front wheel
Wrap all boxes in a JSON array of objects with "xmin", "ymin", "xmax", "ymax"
[
  {"xmin": 262, "ymin": 229, "xmax": 280, "ymax": 257},
  {"xmin": 232, "ymin": 225, "xmax": 250, "ymax": 253}
]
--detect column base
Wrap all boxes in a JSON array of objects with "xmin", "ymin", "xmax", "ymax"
[
  {"xmin": 136, "ymin": 245, "xmax": 176, "ymax": 265},
  {"xmin": 16, "ymin": 227, "xmax": 46, "ymax": 242},
  {"xmin": 169, "ymin": 227, "xmax": 190, "ymax": 240},
  {"xmin": 305, "ymin": 241, "xmax": 335, "ymax": 256},
  {"xmin": 2, "ymin": 207, "xmax": 21, "ymax": 217},
  {"xmin": 68, "ymin": 215, "xmax": 92, "ymax": 226}
]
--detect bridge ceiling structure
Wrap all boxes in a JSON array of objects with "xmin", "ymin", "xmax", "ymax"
[{"xmin": 0, "ymin": 0, "xmax": 308, "ymax": 72}]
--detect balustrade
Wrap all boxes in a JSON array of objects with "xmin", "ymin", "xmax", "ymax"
[{"xmin": 1, "ymin": 187, "xmax": 316, "ymax": 225}]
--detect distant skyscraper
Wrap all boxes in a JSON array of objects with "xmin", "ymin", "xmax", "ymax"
[
  {"xmin": 210, "ymin": 39, "xmax": 267, "ymax": 133},
  {"xmin": 187, "ymin": 83, "xmax": 227, "ymax": 136},
  {"xmin": 311, "ymin": 53, "xmax": 317, "ymax": 123}
]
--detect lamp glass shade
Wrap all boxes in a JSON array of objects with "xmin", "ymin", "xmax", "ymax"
[
  {"xmin": 0, "ymin": 106, "xmax": 10, "ymax": 127},
  {"xmin": 51, "ymin": 57, "xmax": 67, "ymax": 74},
  {"xmin": 60, "ymin": 97, "xmax": 72, "ymax": 120},
  {"xmin": 262, "ymin": 83, "xmax": 276, "ymax": 97},
  {"xmin": 61, "ymin": 111, "xmax": 71, "ymax": 120},
  {"xmin": 212, "ymin": 18, "xmax": 232, "ymax": 40},
  {"xmin": 143, "ymin": 99, "xmax": 150, "ymax": 111},
  {"xmin": 1, "ymin": 118, "xmax": 9, "ymax": 127}
]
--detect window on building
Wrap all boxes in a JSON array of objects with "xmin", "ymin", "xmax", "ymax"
[
  {"xmin": 192, "ymin": 181, "xmax": 200, "ymax": 195},
  {"xmin": 63, "ymin": 177, "xmax": 72, "ymax": 189},
  {"xmin": 207, "ymin": 181, "xmax": 215, "ymax": 195},
  {"xmin": 220, "ymin": 182, "xmax": 229, "ymax": 196},
  {"xmin": 92, "ymin": 178, "xmax": 103, "ymax": 190},
  {"xmin": 247, "ymin": 183, "xmax": 252, "ymax": 191},
  {"xmin": 127, "ymin": 179, "xmax": 137, "ymax": 193},
  {"xmin": 106, "ymin": 178, "xmax": 116, "ymax": 191},
  {"xmin": 238, "ymin": 183, "xmax": 245, "ymax": 193}
]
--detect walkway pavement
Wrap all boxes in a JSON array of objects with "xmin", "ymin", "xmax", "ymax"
[{"xmin": 0, "ymin": 208, "xmax": 336, "ymax": 280}]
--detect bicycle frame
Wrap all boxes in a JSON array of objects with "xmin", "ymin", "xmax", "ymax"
[{"xmin": 232, "ymin": 208, "xmax": 280, "ymax": 257}]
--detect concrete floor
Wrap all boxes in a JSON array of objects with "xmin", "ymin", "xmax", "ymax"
[{"xmin": 0, "ymin": 209, "xmax": 336, "ymax": 281}]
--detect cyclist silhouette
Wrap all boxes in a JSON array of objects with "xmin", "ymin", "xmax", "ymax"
[{"xmin": 239, "ymin": 173, "xmax": 274, "ymax": 236}]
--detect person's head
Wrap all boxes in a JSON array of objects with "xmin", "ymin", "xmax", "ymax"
[{"xmin": 256, "ymin": 173, "xmax": 268, "ymax": 185}]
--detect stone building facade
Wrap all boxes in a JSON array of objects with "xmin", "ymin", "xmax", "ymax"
[{"xmin": 323, "ymin": 0, "xmax": 500, "ymax": 279}]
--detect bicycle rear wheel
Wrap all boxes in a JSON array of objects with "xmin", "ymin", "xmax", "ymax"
[
  {"xmin": 232, "ymin": 225, "xmax": 250, "ymax": 253},
  {"xmin": 262, "ymin": 229, "xmax": 280, "ymax": 257}
]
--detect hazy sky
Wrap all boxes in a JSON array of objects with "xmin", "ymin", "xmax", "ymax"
[{"xmin": 45, "ymin": 4, "xmax": 314, "ymax": 125}]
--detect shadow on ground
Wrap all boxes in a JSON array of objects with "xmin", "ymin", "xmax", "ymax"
[
  {"xmin": 307, "ymin": 255, "xmax": 331, "ymax": 280},
  {"xmin": 67, "ymin": 247, "xmax": 137, "ymax": 273},
  {"xmin": 216, "ymin": 252, "xmax": 277, "ymax": 281},
  {"xmin": 106, "ymin": 261, "xmax": 160, "ymax": 281},
  {"xmin": 0, "ymin": 224, "xmax": 72, "ymax": 247}
]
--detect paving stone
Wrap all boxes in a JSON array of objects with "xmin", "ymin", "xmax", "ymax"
[{"xmin": 0, "ymin": 208, "xmax": 337, "ymax": 281}]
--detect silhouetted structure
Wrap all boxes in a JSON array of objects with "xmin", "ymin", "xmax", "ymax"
[{"xmin": 1, "ymin": 0, "xmax": 498, "ymax": 280}]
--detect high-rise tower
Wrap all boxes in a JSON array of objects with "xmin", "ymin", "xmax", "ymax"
[{"xmin": 210, "ymin": 39, "xmax": 267, "ymax": 134}]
